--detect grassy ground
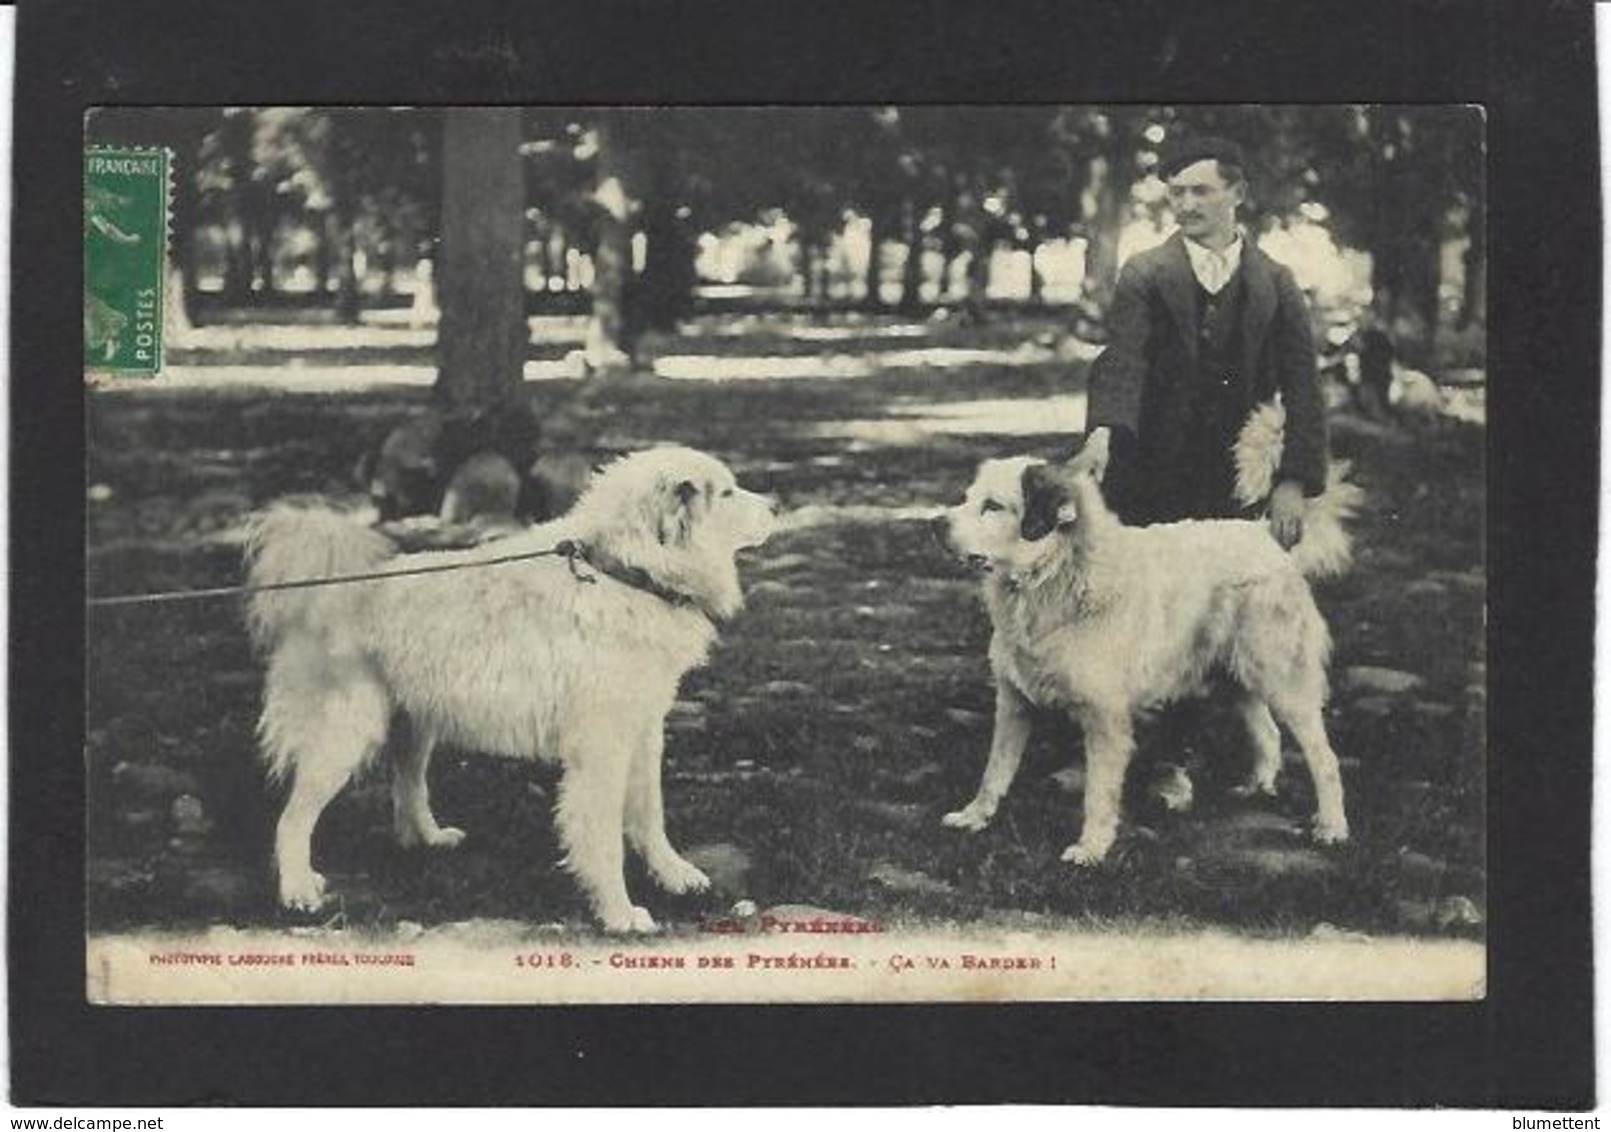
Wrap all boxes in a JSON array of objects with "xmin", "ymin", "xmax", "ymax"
[{"xmin": 86, "ymin": 313, "xmax": 1486, "ymax": 941}]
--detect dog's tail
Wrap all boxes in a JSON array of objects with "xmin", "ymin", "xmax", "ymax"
[
  {"xmin": 1233, "ymin": 399, "xmax": 1360, "ymax": 580},
  {"xmin": 243, "ymin": 500, "xmax": 395, "ymax": 650},
  {"xmin": 1289, "ymin": 462, "xmax": 1362, "ymax": 579},
  {"xmin": 1232, "ymin": 399, "xmax": 1288, "ymax": 508}
]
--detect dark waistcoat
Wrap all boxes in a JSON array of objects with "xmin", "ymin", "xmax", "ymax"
[{"xmin": 1194, "ymin": 272, "xmax": 1252, "ymax": 431}]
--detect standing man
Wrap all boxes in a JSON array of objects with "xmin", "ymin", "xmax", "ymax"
[{"xmin": 1078, "ymin": 136, "xmax": 1328, "ymax": 547}]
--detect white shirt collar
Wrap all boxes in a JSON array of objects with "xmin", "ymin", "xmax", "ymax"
[{"xmin": 1183, "ymin": 231, "xmax": 1244, "ymax": 295}]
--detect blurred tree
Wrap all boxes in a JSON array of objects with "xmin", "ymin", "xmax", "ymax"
[
  {"xmin": 249, "ymin": 110, "xmax": 347, "ymax": 310},
  {"xmin": 950, "ymin": 188, "xmax": 996, "ymax": 324},
  {"xmin": 1013, "ymin": 138, "xmax": 1083, "ymax": 306},
  {"xmin": 525, "ymin": 108, "xmax": 714, "ymax": 369},
  {"xmin": 523, "ymin": 107, "xmax": 860, "ymax": 364},
  {"xmin": 436, "ymin": 108, "xmax": 527, "ymax": 406},
  {"xmin": 246, "ymin": 107, "xmax": 438, "ymax": 322},
  {"xmin": 581, "ymin": 113, "xmax": 639, "ymax": 371},
  {"xmin": 841, "ymin": 107, "xmax": 1070, "ymax": 319},
  {"xmin": 934, "ymin": 107, "xmax": 1076, "ymax": 315},
  {"xmin": 856, "ymin": 108, "xmax": 907, "ymax": 311},
  {"xmin": 1055, "ymin": 107, "xmax": 1166, "ymax": 317},
  {"xmin": 522, "ymin": 113, "xmax": 602, "ymax": 299},
  {"xmin": 194, "ymin": 110, "xmax": 275, "ymax": 302},
  {"xmin": 770, "ymin": 110, "xmax": 871, "ymax": 305},
  {"xmin": 662, "ymin": 106, "xmax": 869, "ymax": 310},
  {"xmin": 1450, "ymin": 115, "xmax": 1486, "ymax": 332},
  {"xmin": 634, "ymin": 113, "xmax": 704, "ymax": 337},
  {"xmin": 318, "ymin": 109, "xmax": 438, "ymax": 321},
  {"xmin": 1302, "ymin": 105, "xmax": 1485, "ymax": 367},
  {"xmin": 1457, "ymin": 181, "xmax": 1485, "ymax": 331}
]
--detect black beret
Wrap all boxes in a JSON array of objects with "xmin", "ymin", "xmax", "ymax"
[{"xmin": 1157, "ymin": 135, "xmax": 1248, "ymax": 180}]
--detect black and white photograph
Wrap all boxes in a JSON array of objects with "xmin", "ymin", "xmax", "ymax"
[{"xmin": 79, "ymin": 103, "xmax": 1491, "ymax": 1004}]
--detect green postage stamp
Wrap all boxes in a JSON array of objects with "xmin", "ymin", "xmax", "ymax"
[{"xmin": 84, "ymin": 147, "xmax": 170, "ymax": 375}]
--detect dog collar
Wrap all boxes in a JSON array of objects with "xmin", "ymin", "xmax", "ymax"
[
  {"xmin": 996, "ymin": 546, "xmax": 1066, "ymax": 596},
  {"xmin": 553, "ymin": 539, "xmax": 722, "ymax": 624}
]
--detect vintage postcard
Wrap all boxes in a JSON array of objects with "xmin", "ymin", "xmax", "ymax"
[{"xmin": 83, "ymin": 104, "xmax": 1487, "ymax": 1006}]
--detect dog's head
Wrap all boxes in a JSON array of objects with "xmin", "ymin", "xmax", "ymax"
[
  {"xmin": 578, "ymin": 446, "xmax": 776, "ymax": 621},
  {"xmin": 940, "ymin": 456, "xmax": 1083, "ymax": 574},
  {"xmin": 941, "ymin": 456, "xmax": 1096, "ymax": 576}
]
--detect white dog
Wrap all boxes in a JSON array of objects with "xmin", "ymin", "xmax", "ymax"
[
  {"xmin": 939, "ymin": 404, "xmax": 1360, "ymax": 865},
  {"xmin": 245, "ymin": 446, "xmax": 775, "ymax": 933}
]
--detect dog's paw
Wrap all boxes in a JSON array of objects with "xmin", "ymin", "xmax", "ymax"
[
  {"xmin": 279, "ymin": 870, "xmax": 328, "ymax": 912},
  {"xmin": 653, "ymin": 856, "xmax": 712, "ymax": 896},
  {"xmin": 601, "ymin": 905, "xmax": 661, "ymax": 935},
  {"xmin": 942, "ymin": 804, "xmax": 993, "ymax": 832},
  {"xmin": 1059, "ymin": 841, "xmax": 1109, "ymax": 867},
  {"xmin": 399, "ymin": 823, "xmax": 467, "ymax": 850},
  {"xmin": 1311, "ymin": 817, "xmax": 1350, "ymax": 845}
]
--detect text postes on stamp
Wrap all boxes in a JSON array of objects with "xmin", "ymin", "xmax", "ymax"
[{"xmin": 84, "ymin": 147, "xmax": 169, "ymax": 376}]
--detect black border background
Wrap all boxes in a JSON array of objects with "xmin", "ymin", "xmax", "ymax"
[{"xmin": 11, "ymin": 0, "xmax": 1598, "ymax": 1108}]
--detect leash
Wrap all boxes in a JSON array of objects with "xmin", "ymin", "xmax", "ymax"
[{"xmin": 86, "ymin": 540, "xmax": 598, "ymax": 610}]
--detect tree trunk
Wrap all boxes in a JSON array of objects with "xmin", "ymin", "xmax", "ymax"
[
  {"xmin": 555, "ymin": 233, "xmax": 574, "ymax": 291},
  {"xmin": 798, "ymin": 237, "xmax": 816, "ymax": 300},
  {"xmin": 962, "ymin": 241, "xmax": 992, "ymax": 326},
  {"xmin": 409, "ymin": 254, "xmax": 437, "ymax": 329},
  {"xmin": 953, "ymin": 194, "xmax": 992, "ymax": 326},
  {"xmin": 897, "ymin": 200, "xmax": 925, "ymax": 315},
  {"xmin": 862, "ymin": 212, "xmax": 888, "ymax": 310},
  {"xmin": 938, "ymin": 204, "xmax": 962, "ymax": 299},
  {"xmin": 314, "ymin": 214, "xmax": 335, "ymax": 298},
  {"xmin": 223, "ymin": 221, "xmax": 252, "ymax": 305},
  {"xmin": 795, "ymin": 230, "xmax": 829, "ymax": 303},
  {"xmin": 802, "ymin": 240, "xmax": 831, "ymax": 323},
  {"xmin": 584, "ymin": 119, "xmax": 636, "ymax": 373},
  {"xmin": 639, "ymin": 190, "xmax": 694, "ymax": 336},
  {"xmin": 247, "ymin": 189, "xmax": 277, "ymax": 297},
  {"xmin": 333, "ymin": 210, "xmax": 362, "ymax": 325},
  {"xmin": 171, "ymin": 227, "xmax": 198, "ymax": 327},
  {"xmin": 436, "ymin": 108, "xmax": 528, "ymax": 408},
  {"xmin": 376, "ymin": 234, "xmax": 396, "ymax": 300},
  {"xmin": 1079, "ymin": 154, "xmax": 1125, "ymax": 315},
  {"xmin": 535, "ymin": 227, "xmax": 555, "ymax": 292},
  {"xmin": 253, "ymin": 228, "xmax": 276, "ymax": 296},
  {"xmin": 164, "ymin": 265, "xmax": 193, "ymax": 342},
  {"xmin": 1458, "ymin": 209, "xmax": 1485, "ymax": 330},
  {"xmin": 1027, "ymin": 238, "xmax": 1045, "ymax": 306},
  {"xmin": 1372, "ymin": 206, "xmax": 1442, "ymax": 371}
]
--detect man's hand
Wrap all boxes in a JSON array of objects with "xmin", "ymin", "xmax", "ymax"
[
  {"xmin": 1269, "ymin": 480, "xmax": 1305, "ymax": 549},
  {"xmin": 1070, "ymin": 427, "xmax": 1112, "ymax": 482}
]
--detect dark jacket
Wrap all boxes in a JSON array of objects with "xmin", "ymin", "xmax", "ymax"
[{"xmin": 1087, "ymin": 231, "xmax": 1328, "ymax": 523}]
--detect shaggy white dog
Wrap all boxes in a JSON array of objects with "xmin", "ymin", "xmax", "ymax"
[
  {"xmin": 939, "ymin": 403, "xmax": 1360, "ymax": 865},
  {"xmin": 246, "ymin": 447, "xmax": 775, "ymax": 933}
]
